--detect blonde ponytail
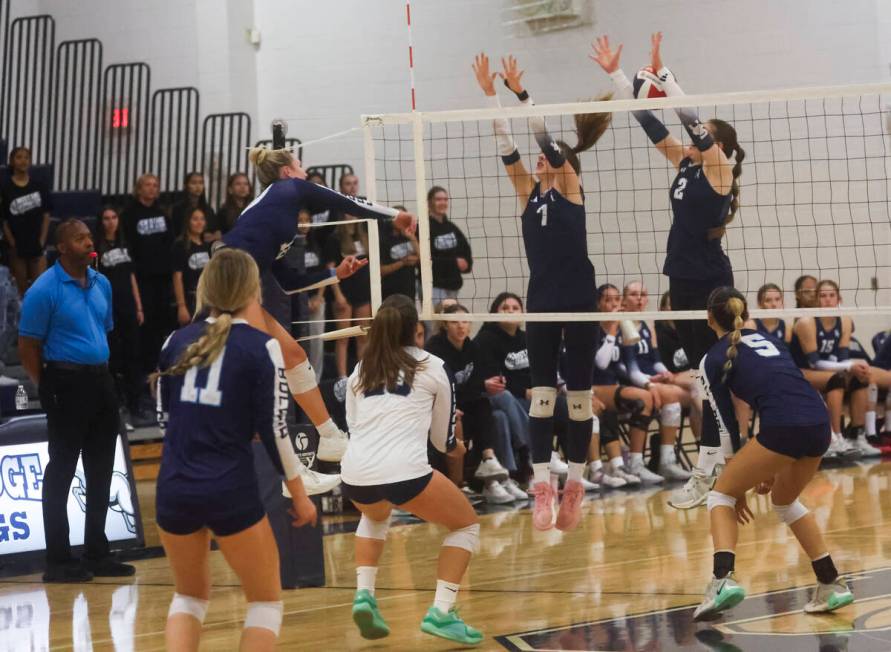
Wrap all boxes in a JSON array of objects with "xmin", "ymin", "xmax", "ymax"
[
  {"xmin": 721, "ymin": 297, "xmax": 746, "ymax": 382},
  {"xmin": 248, "ymin": 146, "xmax": 294, "ymax": 188}
]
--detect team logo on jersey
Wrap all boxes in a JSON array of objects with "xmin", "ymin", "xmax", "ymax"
[
  {"xmin": 504, "ymin": 350, "xmax": 529, "ymax": 371},
  {"xmin": 497, "ymin": 567, "xmax": 891, "ymax": 651},
  {"xmin": 188, "ymin": 252, "xmax": 210, "ymax": 271},
  {"xmin": 101, "ymin": 247, "xmax": 132, "ymax": 268},
  {"xmin": 433, "ymin": 233, "xmax": 458, "ymax": 251},
  {"xmin": 136, "ymin": 217, "xmax": 167, "ymax": 236},
  {"xmin": 390, "ymin": 242, "xmax": 413, "ymax": 260},
  {"xmin": 8, "ymin": 192, "xmax": 42, "ymax": 215},
  {"xmin": 304, "ymin": 251, "xmax": 320, "ymax": 268}
]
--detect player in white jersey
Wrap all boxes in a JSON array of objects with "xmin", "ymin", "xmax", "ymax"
[{"xmin": 340, "ymin": 294, "xmax": 483, "ymax": 647}]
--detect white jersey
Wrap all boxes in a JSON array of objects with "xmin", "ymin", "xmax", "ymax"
[{"xmin": 341, "ymin": 347, "xmax": 455, "ymax": 486}]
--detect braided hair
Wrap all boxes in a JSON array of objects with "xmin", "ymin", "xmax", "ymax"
[
  {"xmin": 706, "ymin": 119, "xmax": 745, "ymax": 240},
  {"xmin": 707, "ymin": 286, "xmax": 749, "ymax": 382}
]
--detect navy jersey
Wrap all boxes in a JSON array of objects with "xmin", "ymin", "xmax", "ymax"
[
  {"xmin": 790, "ymin": 317, "xmax": 842, "ymax": 367},
  {"xmin": 223, "ymin": 178, "xmax": 396, "ymax": 291},
  {"xmin": 521, "ymin": 183, "xmax": 596, "ymax": 312},
  {"xmin": 872, "ymin": 330, "xmax": 889, "ymax": 359},
  {"xmin": 754, "ymin": 318, "xmax": 787, "ymax": 345},
  {"xmin": 622, "ymin": 322, "xmax": 664, "ymax": 376},
  {"xmin": 663, "ymin": 158, "xmax": 733, "ymax": 281},
  {"xmin": 156, "ymin": 319, "xmax": 299, "ymax": 495},
  {"xmin": 874, "ymin": 333, "xmax": 891, "ymax": 370},
  {"xmin": 700, "ymin": 330, "xmax": 828, "ymax": 445}
]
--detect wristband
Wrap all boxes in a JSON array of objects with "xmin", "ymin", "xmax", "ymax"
[
  {"xmin": 503, "ymin": 79, "xmax": 529, "ymax": 102},
  {"xmin": 501, "ymin": 149, "xmax": 521, "ymax": 165}
]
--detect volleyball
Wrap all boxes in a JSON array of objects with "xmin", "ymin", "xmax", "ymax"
[{"xmin": 633, "ymin": 66, "xmax": 667, "ymax": 99}]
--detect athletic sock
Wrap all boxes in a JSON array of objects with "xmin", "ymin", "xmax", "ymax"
[
  {"xmin": 629, "ymin": 452, "xmax": 643, "ymax": 466},
  {"xmin": 356, "ymin": 566, "xmax": 378, "ymax": 595},
  {"xmin": 660, "ymin": 444, "xmax": 675, "ymax": 465},
  {"xmin": 713, "ymin": 550, "xmax": 736, "ymax": 579},
  {"xmin": 812, "ymin": 553, "xmax": 839, "ymax": 585},
  {"xmin": 532, "ymin": 462, "xmax": 550, "ymax": 486},
  {"xmin": 433, "ymin": 579, "xmax": 460, "ymax": 614},
  {"xmin": 865, "ymin": 412, "xmax": 877, "ymax": 436},
  {"xmin": 588, "ymin": 459, "xmax": 603, "ymax": 472},
  {"xmin": 698, "ymin": 446, "xmax": 724, "ymax": 475},
  {"xmin": 609, "ymin": 456, "xmax": 625, "ymax": 471},
  {"xmin": 567, "ymin": 462, "xmax": 585, "ymax": 483}
]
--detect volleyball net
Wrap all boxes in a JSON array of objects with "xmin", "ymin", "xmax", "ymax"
[{"xmin": 361, "ymin": 83, "xmax": 891, "ymax": 326}]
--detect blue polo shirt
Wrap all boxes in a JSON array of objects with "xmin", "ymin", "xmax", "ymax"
[{"xmin": 19, "ymin": 261, "xmax": 113, "ymax": 365}]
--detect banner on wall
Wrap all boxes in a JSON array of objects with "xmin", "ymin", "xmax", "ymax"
[{"xmin": 0, "ymin": 435, "xmax": 141, "ymax": 557}]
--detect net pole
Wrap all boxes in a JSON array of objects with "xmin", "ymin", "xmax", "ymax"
[
  {"xmin": 412, "ymin": 112, "xmax": 434, "ymax": 319},
  {"xmin": 405, "ymin": 1, "xmax": 416, "ymax": 111},
  {"xmin": 366, "ymin": 218, "xmax": 383, "ymax": 315}
]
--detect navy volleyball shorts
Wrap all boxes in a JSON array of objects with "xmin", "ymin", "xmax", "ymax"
[
  {"xmin": 342, "ymin": 472, "xmax": 433, "ymax": 506},
  {"xmin": 756, "ymin": 422, "xmax": 831, "ymax": 459},
  {"xmin": 156, "ymin": 484, "xmax": 266, "ymax": 537}
]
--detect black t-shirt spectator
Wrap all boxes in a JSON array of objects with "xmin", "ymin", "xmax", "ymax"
[
  {"xmin": 122, "ymin": 200, "xmax": 173, "ymax": 275},
  {"xmin": 380, "ymin": 227, "xmax": 417, "ymax": 300},
  {"xmin": 656, "ymin": 320, "xmax": 690, "ymax": 373},
  {"xmin": 425, "ymin": 330, "xmax": 494, "ymax": 407},
  {"xmin": 172, "ymin": 239, "xmax": 212, "ymax": 302},
  {"xmin": 429, "ymin": 216, "xmax": 472, "ymax": 291},
  {"xmin": 171, "ymin": 198, "xmax": 217, "ymax": 238},
  {"xmin": 1, "ymin": 178, "xmax": 51, "ymax": 257},
  {"xmin": 303, "ymin": 230, "xmax": 325, "ymax": 276},
  {"xmin": 474, "ymin": 322, "xmax": 530, "ymax": 400},
  {"xmin": 217, "ymin": 200, "xmax": 245, "ymax": 234},
  {"xmin": 97, "ymin": 239, "xmax": 136, "ymax": 308},
  {"xmin": 324, "ymin": 230, "xmax": 370, "ymax": 307}
]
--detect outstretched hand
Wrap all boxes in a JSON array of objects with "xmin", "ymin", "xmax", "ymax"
[
  {"xmin": 590, "ymin": 35, "xmax": 623, "ymax": 74},
  {"xmin": 498, "ymin": 55, "xmax": 525, "ymax": 95},
  {"xmin": 335, "ymin": 255, "xmax": 369, "ymax": 280},
  {"xmin": 650, "ymin": 32, "xmax": 664, "ymax": 72},
  {"xmin": 472, "ymin": 52, "xmax": 497, "ymax": 96},
  {"xmin": 394, "ymin": 210, "xmax": 417, "ymax": 234}
]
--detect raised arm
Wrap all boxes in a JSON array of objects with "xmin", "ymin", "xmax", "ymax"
[
  {"xmin": 699, "ymin": 353, "xmax": 740, "ymax": 448},
  {"xmin": 649, "ymin": 32, "xmax": 733, "ymax": 191},
  {"xmin": 473, "ymin": 53, "xmax": 535, "ymax": 199},
  {"xmin": 295, "ymin": 179, "xmax": 415, "ymax": 232},
  {"xmin": 591, "ymin": 35, "xmax": 684, "ymax": 168}
]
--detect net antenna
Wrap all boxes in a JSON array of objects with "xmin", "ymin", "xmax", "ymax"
[{"xmin": 363, "ymin": 82, "xmax": 891, "ymax": 324}]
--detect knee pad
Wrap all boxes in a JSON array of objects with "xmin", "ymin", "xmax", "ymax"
[
  {"xmin": 356, "ymin": 514, "xmax": 391, "ymax": 540},
  {"xmin": 628, "ymin": 412, "xmax": 654, "ymax": 431},
  {"xmin": 168, "ymin": 593, "xmax": 209, "ymax": 623},
  {"xmin": 600, "ymin": 410, "xmax": 620, "ymax": 443},
  {"xmin": 244, "ymin": 601, "xmax": 283, "ymax": 636},
  {"xmin": 706, "ymin": 490, "xmax": 737, "ymax": 512},
  {"xmin": 868, "ymin": 383, "xmax": 878, "ymax": 403},
  {"xmin": 660, "ymin": 402, "xmax": 682, "ymax": 427},
  {"xmin": 613, "ymin": 387, "xmax": 645, "ymax": 415},
  {"xmin": 848, "ymin": 375, "xmax": 869, "ymax": 392},
  {"xmin": 591, "ymin": 414, "xmax": 600, "ymax": 435},
  {"xmin": 442, "ymin": 522, "xmax": 480, "ymax": 554},
  {"xmin": 826, "ymin": 371, "xmax": 847, "ymax": 393},
  {"xmin": 529, "ymin": 387, "xmax": 557, "ymax": 419},
  {"xmin": 285, "ymin": 360, "xmax": 317, "ymax": 395},
  {"xmin": 566, "ymin": 389, "xmax": 593, "ymax": 421},
  {"xmin": 773, "ymin": 499, "xmax": 809, "ymax": 525}
]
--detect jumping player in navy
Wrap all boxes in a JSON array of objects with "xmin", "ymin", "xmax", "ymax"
[
  {"xmin": 341, "ymin": 295, "xmax": 483, "ymax": 646},
  {"xmin": 691, "ymin": 287, "xmax": 853, "ymax": 620},
  {"xmin": 222, "ymin": 147, "xmax": 414, "ymax": 471},
  {"xmin": 593, "ymin": 32, "xmax": 746, "ymax": 507},
  {"xmin": 153, "ymin": 249, "xmax": 318, "ymax": 652},
  {"xmin": 473, "ymin": 52, "xmax": 612, "ymax": 531}
]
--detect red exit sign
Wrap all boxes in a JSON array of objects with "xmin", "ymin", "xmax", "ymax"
[{"xmin": 111, "ymin": 108, "xmax": 129, "ymax": 129}]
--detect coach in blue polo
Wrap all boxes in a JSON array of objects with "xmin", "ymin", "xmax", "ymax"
[{"xmin": 18, "ymin": 218, "xmax": 135, "ymax": 582}]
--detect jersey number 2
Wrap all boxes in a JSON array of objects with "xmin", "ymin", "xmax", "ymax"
[
  {"xmin": 180, "ymin": 349, "xmax": 225, "ymax": 406},
  {"xmin": 740, "ymin": 333, "xmax": 780, "ymax": 358},
  {"xmin": 537, "ymin": 203, "xmax": 548, "ymax": 226},
  {"xmin": 673, "ymin": 178, "xmax": 688, "ymax": 200}
]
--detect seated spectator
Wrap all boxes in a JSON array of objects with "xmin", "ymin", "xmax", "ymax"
[
  {"xmin": 474, "ymin": 292, "xmax": 532, "ymax": 480},
  {"xmin": 1, "ymin": 147, "xmax": 50, "ymax": 295},
  {"xmin": 794, "ymin": 274, "xmax": 818, "ymax": 308},
  {"xmin": 745, "ymin": 283, "xmax": 792, "ymax": 345},
  {"xmin": 170, "ymin": 172, "xmax": 217, "ymax": 242},
  {"xmin": 425, "ymin": 303, "xmax": 524, "ymax": 503},
  {"xmin": 427, "ymin": 186, "xmax": 471, "ymax": 304},
  {"xmin": 216, "ymin": 172, "xmax": 253, "ymax": 233},
  {"xmin": 172, "ymin": 207, "xmax": 212, "ymax": 325},
  {"xmin": 121, "ymin": 173, "xmax": 173, "ymax": 373},
  {"xmin": 380, "ymin": 204, "xmax": 419, "ymax": 301},
  {"xmin": 96, "ymin": 205, "xmax": 152, "ymax": 428}
]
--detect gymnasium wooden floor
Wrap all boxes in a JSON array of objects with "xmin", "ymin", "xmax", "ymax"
[{"xmin": 2, "ymin": 460, "xmax": 890, "ymax": 651}]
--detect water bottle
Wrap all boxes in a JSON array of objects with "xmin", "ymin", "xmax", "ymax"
[{"xmin": 15, "ymin": 385, "xmax": 28, "ymax": 411}]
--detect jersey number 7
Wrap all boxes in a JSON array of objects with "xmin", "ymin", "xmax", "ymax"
[{"xmin": 740, "ymin": 333, "xmax": 780, "ymax": 358}]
